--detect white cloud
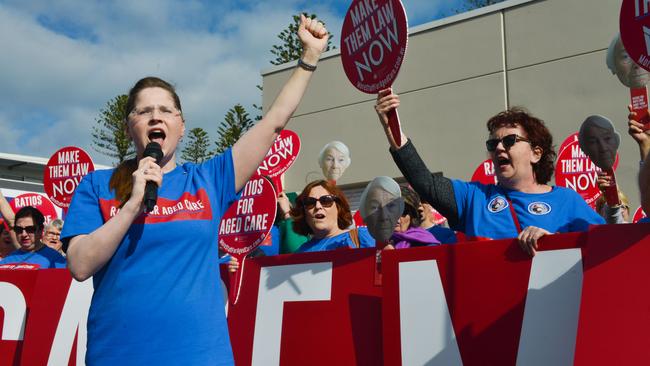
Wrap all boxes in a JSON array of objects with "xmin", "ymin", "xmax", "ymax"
[{"xmin": 0, "ymin": 0, "xmax": 452, "ymax": 165}]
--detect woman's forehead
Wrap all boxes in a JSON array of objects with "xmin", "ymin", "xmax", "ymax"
[
  {"xmin": 491, "ymin": 124, "xmax": 524, "ymax": 137},
  {"xmin": 134, "ymin": 87, "xmax": 175, "ymax": 107},
  {"xmin": 308, "ymin": 185, "xmax": 330, "ymax": 196}
]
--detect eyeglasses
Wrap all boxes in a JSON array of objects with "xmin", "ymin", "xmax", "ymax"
[
  {"xmin": 129, "ymin": 105, "xmax": 181, "ymax": 119},
  {"xmin": 486, "ymin": 134, "xmax": 531, "ymax": 152},
  {"xmin": 14, "ymin": 225, "xmax": 37, "ymax": 235},
  {"xmin": 302, "ymin": 195, "xmax": 339, "ymax": 209}
]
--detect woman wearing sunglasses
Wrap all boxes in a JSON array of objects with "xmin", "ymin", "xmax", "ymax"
[
  {"xmin": 374, "ymin": 89, "xmax": 604, "ymax": 256},
  {"xmin": 291, "ymin": 180, "xmax": 374, "ymax": 252},
  {"xmin": 0, "ymin": 206, "xmax": 66, "ymax": 269}
]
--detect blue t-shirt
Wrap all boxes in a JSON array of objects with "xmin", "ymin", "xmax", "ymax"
[
  {"xmin": 425, "ymin": 225, "xmax": 457, "ymax": 244},
  {"xmin": 452, "ymin": 180, "xmax": 605, "ymax": 239},
  {"xmin": 61, "ymin": 151, "xmax": 239, "ymax": 366},
  {"xmin": 296, "ymin": 227, "xmax": 375, "ymax": 253},
  {"xmin": 0, "ymin": 245, "xmax": 66, "ymax": 269}
]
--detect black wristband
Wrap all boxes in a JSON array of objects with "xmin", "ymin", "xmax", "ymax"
[{"xmin": 297, "ymin": 58, "xmax": 317, "ymax": 71}]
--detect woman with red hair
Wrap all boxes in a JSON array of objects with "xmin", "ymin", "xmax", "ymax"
[{"xmin": 292, "ymin": 180, "xmax": 374, "ymax": 252}]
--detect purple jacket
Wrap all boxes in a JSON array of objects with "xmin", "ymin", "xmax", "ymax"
[{"xmin": 392, "ymin": 227, "xmax": 440, "ymax": 249}]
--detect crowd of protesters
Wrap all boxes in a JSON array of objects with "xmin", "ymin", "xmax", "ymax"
[
  {"xmin": 3, "ymin": 95, "xmax": 650, "ymax": 265},
  {"xmin": 3, "ymin": 23, "xmax": 650, "ymax": 366}
]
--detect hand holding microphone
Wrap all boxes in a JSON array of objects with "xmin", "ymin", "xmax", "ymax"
[{"xmin": 142, "ymin": 142, "xmax": 163, "ymax": 213}]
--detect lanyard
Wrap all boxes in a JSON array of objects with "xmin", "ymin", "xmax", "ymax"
[{"xmin": 503, "ymin": 192, "xmax": 522, "ymax": 234}]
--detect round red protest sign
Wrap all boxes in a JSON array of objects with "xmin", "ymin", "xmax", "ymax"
[
  {"xmin": 633, "ymin": 206, "xmax": 646, "ymax": 223},
  {"xmin": 471, "ymin": 159, "xmax": 498, "ymax": 185},
  {"xmin": 218, "ymin": 175, "xmax": 277, "ymax": 257},
  {"xmin": 554, "ymin": 138, "xmax": 619, "ymax": 209},
  {"xmin": 256, "ymin": 129, "xmax": 300, "ymax": 179},
  {"xmin": 558, "ymin": 132, "xmax": 578, "ymax": 157},
  {"xmin": 620, "ymin": 0, "xmax": 650, "ymax": 72},
  {"xmin": 9, "ymin": 193, "xmax": 59, "ymax": 224},
  {"xmin": 43, "ymin": 146, "xmax": 95, "ymax": 209},
  {"xmin": 341, "ymin": 0, "xmax": 408, "ymax": 94}
]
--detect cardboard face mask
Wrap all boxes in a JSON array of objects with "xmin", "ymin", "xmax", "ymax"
[
  {"xmin": 578, "ymin": 115, "xmax": 620, "ymax": 170},
  {"xmin": 359, "ymin": 177, "xmax": 404, "ymax": 242},
  {"xmin": 319, "ymin": 141, "xmax": 351, "ymax": 181},
  {"xmin": 608, "ymin": 35, "xmax": 650, "ymax": 89}
]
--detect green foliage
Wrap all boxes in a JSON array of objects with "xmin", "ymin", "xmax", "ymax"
[
  {"xmin": 91, "ymin": 94, "xmax": 135, "ymax": 165},
  {"xmin": 181, "ymin": 127, "xmax": 213, "ymax": 163},
  {"xmin": 214, "ymin": 104, "xmax": 255, "ymax": 154},
  {"xmin": 270, "ymin": 13, "xmax": 335, "ymax": 66}
]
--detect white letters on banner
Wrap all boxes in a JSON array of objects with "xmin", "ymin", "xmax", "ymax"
[
  {"xmin": 0, "ymin": 282, "xmax": 27, "ymax": 341},
  {"xmin": 251, "ymin": 262, "xmax": 333, "ymax": 366},
  {"xmin": 516, "ymin": 249, "xmax": 583, "ymax": 366},
  {"xmin": 47, "ymin": 279, "xmax": 93, "ymax": 366},
  {"xmin": 398, "ymin": 260, "xmax": 463, "ymax": 366}
]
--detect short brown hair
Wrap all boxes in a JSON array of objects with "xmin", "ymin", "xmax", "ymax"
[
  {"xmin": 487, "ymin": 107, "xmax": 556, "ymax": 184},
  {"xmin": 290, "ymin": 180, "xmax": 353, "ymax": 236}
]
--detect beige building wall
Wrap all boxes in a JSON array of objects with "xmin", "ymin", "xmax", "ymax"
[{"xmin": 262, "ymin": 0, "xmax": 637, "ymax": 209}]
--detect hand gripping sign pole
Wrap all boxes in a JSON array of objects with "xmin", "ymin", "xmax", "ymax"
[
  {"xmin": 218, "ymin": 175, "xmax": 277, "ymax": 304},
  {"xmin": 341, "ymin": 0, "xmax": 409, "ymax": 146}
]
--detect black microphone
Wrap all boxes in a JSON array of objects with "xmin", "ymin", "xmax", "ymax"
[{"xmin": 143, "ymin": 142, "xmax": 163, "ymax": 213}]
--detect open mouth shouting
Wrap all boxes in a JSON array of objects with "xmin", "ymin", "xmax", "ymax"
[
  {"xmin": 496, "ymin": 156, "xmax": 511, "ymax": 169},
  {"xmin": 148, "ymin": 129, "xmax": 166, "ymax": 146}
]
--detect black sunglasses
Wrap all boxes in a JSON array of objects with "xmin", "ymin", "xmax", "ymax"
[
  {"xmin": 302, "ymin": 195, "xmax": 339, "ymax": 209},
  {"xmin": 485, "ymin": 134, "xmax": 531, "ymax": 152},
  {"xmin": 14, "ymin": 225, "xmax": 37, "ymax": 234}
]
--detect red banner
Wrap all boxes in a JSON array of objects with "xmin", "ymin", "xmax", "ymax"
[{"xmin": 4, "ymin": 225, "xmax": 650, "ymax": 364}]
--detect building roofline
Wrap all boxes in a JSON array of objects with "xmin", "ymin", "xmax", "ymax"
[{"xmin": 261, "ymin": 0, "xmax": 539, "ymax": 76}]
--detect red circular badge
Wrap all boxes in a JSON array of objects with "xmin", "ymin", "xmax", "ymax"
[
  {"xmin": 341, "ymin": 0, "xmax": 408, "ymax": 94},
  {"xmin": 554, "ymin": 137, "xmax": 619, "ymax": 209},
  {"xmin": 471, "ymin": 159, "xmax": 498, "ymax": 185},
  {"xmin": 218, "ymin": 175, "xmax": 277, "ymax": 257},
  {"xmin": 620, "ymin": 0, "xmax": 650, "ymax": 72},
  {"xmin": 633, "ymin": 206, "xmax": 647, "ymax": 223},
  {"xmin": 43, "ymin": 146, "xmax": 95, "ymax": 209},
  {"xmin": 9, "ymin": 193, "xmax": 59, "ymax": 224}
]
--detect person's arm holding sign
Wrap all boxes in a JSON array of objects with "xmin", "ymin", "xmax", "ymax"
[
  {"xmin": 374, "ymin": 89, "xmax": 461, "ymax": 228},
  {"xmin": 232, "ymin": 15, "xmax": 328, "ymax": 191},
  {"xmin": 0, "ymin": 190, "xmax": 18, "ymax": 249}
]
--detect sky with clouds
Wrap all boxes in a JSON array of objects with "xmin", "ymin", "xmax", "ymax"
[{"xmin": 0, "ymin": 0, "xmax": 468, "ymax": 166}]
